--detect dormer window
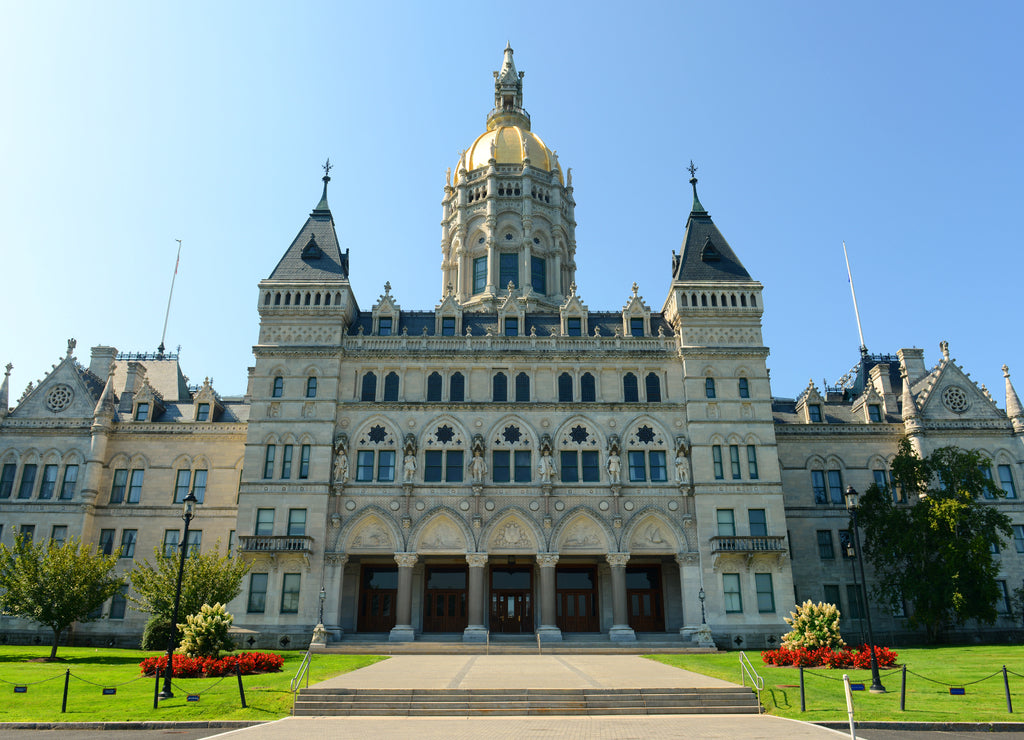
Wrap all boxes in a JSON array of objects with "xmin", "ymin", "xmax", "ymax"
[
  {"xmin": 504, "ymin": 317, "xmax": 519, "ymax": 337},
  {"xmin": 868, "ymin": 404, "xmax": 882, "ymax": 422},
  {"xmin": 701, "ymin": 239, "xmax": 720, "ymax": 262},
  {"xmin": 301, "ymin": 235, "xmax": 322, "ymax": 260},
  {"xmin": 441, "ymin": 317, "xmax": 456, "ymax": 336},
  {"xmin": 135, "ymin": 403, "xmax": 149, "ymax": 421},
  {"xmin": 196, "ymin": 403, "xmax": 210, "ymax": 422},
  {"xmin": 630, "ymin": 317, "xmax": 644, "ymax": 337},
  {"xmin": 567, "ymin": 317, "xmax": 582, "ymax": 337},
  {"xmin": 808, "ymin": 404, "xmax": 822, "ymax": 422},
  {"xmin": 379, "ymin": 317, "xmax": 392, "ymax": 336}
]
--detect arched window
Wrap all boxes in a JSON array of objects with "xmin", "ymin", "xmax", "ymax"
[
  {"xmin": 515, "ymin": 372, "xmax": 530, "ymax": 402},
  {"xmin": 750, "ymin": 294, "xmax": 757, "ymax": 307},
  {"xmin": 623, "ymin": 373, "xmax": 639, "ymax": 402},
  {"xmin": 284, "ymin": 293, "xmax": 291, "ymax": 305},
  {"xmin": 740, "ymin": 294, "xmax": 747, "ymax": 307},
  {"xmin": 558, "ymin": 372, "xmax": 573, "ymax": 402},
  {"xmin": 305, "ymin": 376, "xmax": 318, "ymax": 398},
  {"xmin": 383, "ymin": 372, "xmax": 399, "ymax": 402},
  {"xmin": 263, "ymin": 293, "xmax": 271, "ymax": 305},
  {"xmin": 450, "ymin": 372, "xmax": 465, "ymax": 402},
  {"xmin": 645, "ymin": 372, "xmax": 661, "ymax": 402},
  {"xmin": 427, "ymin": 372, "xmax": 443, "ymax": 402},
  {"xmin": 272, "ymin": 376, "xmax": 284, "ymax": 398},
  {"xmin": 580, "ymin": 372, "xmax": 596, "ymax": 402},
  {"xmin": 492, "ymin": 372, "xmax": 508, "ymax": 402},
  {"xmin": 324, "ymin": 293, "xmax": 331, "ymax": 305},
  {"xmin": 360, "ymin": 372, "xmax": 377, "ymax": 402},
  {"xmin": 705, "ymin": 377, "xmax": 716, "ymax": 399},
  {"xmin": 701, "ymin": 294, "xmax": 707, "ymax": 307},
  {"xmin": 738, "ymin": 377, "xmax": 750, "ymax": 399}
]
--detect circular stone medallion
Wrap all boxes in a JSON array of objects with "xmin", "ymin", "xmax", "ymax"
[
  {"xmin": 941, "ymin": 385, "xmax": 970, "ymax": 414},
  {"xmin": 45, "ymin": 384, "xmax": 74, "ymax": 413}
]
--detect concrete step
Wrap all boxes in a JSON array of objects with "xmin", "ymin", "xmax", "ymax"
[{"xmin": 293, "ymin": 686, "xmax": 761, "ymax": 717}]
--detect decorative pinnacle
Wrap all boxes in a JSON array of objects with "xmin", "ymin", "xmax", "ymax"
[
  {"xmin": 631, "ymin": 282, "xmax": 639, "ymax": 297},
  {"xmin": 313, "ymin": 158, "xmax": 332, "ymax": 213},
  {"xmin": 687, "ymin": 160, "xmax": 697, "ymax": 178},
  {"xmin": 4, "ymin": 363, "xmax": 11, "ymax": 376},
  {"xmin": 1003, "ymin": 364, "xmax": 1011, "ymax": 378},
  {"xmin": 687, "ymin": 160, "xmax": 706, "ymax": 213},
  {"xmin": 384, "ymin": 281, "xmax": 391, "ymax": 296},
  {"xmin": 322, "ymin": 158, "xmax": 333, "ymax": 181}
]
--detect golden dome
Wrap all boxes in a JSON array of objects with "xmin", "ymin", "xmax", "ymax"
[{"xmin": 456, "ymin": 125, "xmax": 563, "ymax": 185}]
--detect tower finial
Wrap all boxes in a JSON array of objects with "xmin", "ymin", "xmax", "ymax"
[
  {"xmin": 313, "ymin": 158, "xmax": 332, "ymax": 214},
  {"xmin": 687, "ymin": 160, "xmax": 706, "ymax": 214}
]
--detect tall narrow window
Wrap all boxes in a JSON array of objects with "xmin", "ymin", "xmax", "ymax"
[
  {"xmin": 581, "ymin": 451, "xmax": 600, "ymax": 482},
  {"xmin": 560, "ymin": 451, "xmax": 579, "ymax": 483},
  {"xmin": 361, "ymin": 372, "xmax": 377, "ymax": 402},
  {"xmin": 645, "ymin": 372, "xmax": 661, "ymax": 402},
  {"xmin": 109, "ymin": 469, "xmax": 128, "ymax": 504},
  {"xmin": 287, "ymin": 509, "xmax": 307, "ymax": 537},
  {"xmin": 450, "ymin": 372, "xmax": 465, "ymax": 402},
  {"xmin": 623, "ymin": 373, "xmax": 639, "ymax": 402},
  {"xmin": 306, "ymin": 377, "xmax": 318, "ymax": 398},
  {"xmin": 1, "ymin": 463, "xmax": 17, "ymax": 498},
  {"xmin": 712, "ymin": 446, "xmax": 724, "ymax": 480},
  {"xmin": 558, "ymin": 372, "xmax": 573, "ymax": 402},
  {"xmin": 98, "ymin": 529, "xmax": 116, "ymax": 555},
  {"xmin": 716, "ymin": 509, "xmax": 736, "ymax": 537},
  {"xmin": 263, "ymin": 447, "xmax": 275, "ymax": 479},
  {"xmin": 50, "ymin": 525, "xmax": 67, "ymax": 547},
  {"xmin": 817, "ymin": 530, "xmax": 835, "ymax": 559},
  {"xmin": 755, "ymin": 573, "xmax": 775, "ymax": 613},
  {"xmin": 427, "ymin": 372, "xmax": 443, "ymax": 402},
  {"xmin": 272, "ymin": 376, "xmax": 283, "ymax": 398},
  {"xmin": 248, "ymin": 573, "xmax": 268, "ymax": 613},
  {"xmin": 163, "ymin": 530, "xmax": 180, "ymax": 558},
  {"xmin": 630, "ymin": 317, "xmax": 644, "ymax": 337},
  {"xmin": 281, "ymin": 573, "xmax": 301, "ymax": 613},
  {"xmin": 747, "ymin": 446, "xmax": 759, "ymax": 479},
  {"xmin": 120, "ymin": 529, "xmax": 137, "ymax": 558},
  {"xmin": 723, "ymin": 573, "xmax": 742, "ymax": 613},
  {"xmin": 299, "ymin": 445, "xmax": 310, "ymax": 479},
  {"xmin": 580, "ymin": 373, "xmax": 596, "ymax": 402},
  {"xmin": 281, "ymin": 445, "xmax": 293, "ymax": 479},
  {"xmin": 868, "ymin": 404, "xmax": 882, "ymax": 422},
  {"xmin": 493, "ymin": 451, "xmax": 511, "ymax": 483},
  {"xmin": 650, "ymin": 451, "xmax": 667, "ymax": 482},
  {"xmin": 729, "ymin": 445, "xmax": 741, "ymax": 480},
  {"xmin": 827, "ymin": 470, "xmax": 843, "ymax": 504},
  {"xmin": 499, "ymin": 253, "xmax": 518, "ymax": 288},
  {"xmin": 567, "ymin": 317, "xmax": 582, "ymax": 336},
  {"xmin": 441, "ymin": 317, "xmax": 456, "ymax": 336},
  {"xmin": 705, "ymin": 377, "xmax": 716, "ymax": 398},
  {"xmin": 186, "ymin": 530, "xmax": 202, "ymax": 555},
  {"xmin": 808, "ymin": 404, "xmax": 822, "ymax": 422},
  {"xmin": 738, "ymin": 377, "xmax": 750, "ymax": 398},
  {"xmin": 999, "ymin": 465, "xmax": 1018, "ymax": 498},
  {"xmin": 17, "ymin": 464, "xmax": 37, "ymax": 499},
  {"xmin": 514, "ymin": 451, "xmax": 532, "ymax": 483},
  {"xmin": 255, "ymin": 508, "xmax": 275, "ymax": 536},
  {"xmin": 515, "ymin": 372, "xmax": 530, "ymax": 402},
  {"xmin": 503, "ymin": 317, "xmax": 518, "ymax": 336},
  {"xmin": 39, "ymin": 464, "xmax": 58, "ymax": 499},
  {"xmin": 383, "ymin": 372, "xmax": 399, "ymax": 401},
  {"xmin": 377, "ymin": 450, "xmax": 395, "ymax": 482},
  {"xmin": 748, "ymin": 509, "xmax": 767, "ymax": 537},
  {"xmin": 473, "ymin": 256, "xmax": 487, "ymax": 294},
  {"xmin": 811, "ymin": 470, "xmax": 827, "ymax": 504},
  {"xmin": 628, "ymin": 451, "xmax": 646, "ymax": 482},
  {"xmin": 424, "ymin": 451, "xmax": 443, "ymax": 482},
  {"xmin": 196, "ymin": 403, "xmax": 210, "ymax": 421},
  {"xmin": 492, "ymin": 372, "xmax": 508, "ymax": 402},
  {"xmin": 531, "ymin": 256, "xmax": 546, "ymax": 294},
  {"xmin": 109, "ymin": 591, "xmax": 128, "ymax": 620},
  {"xmin": 59, "ymin": 465, "xmax": 78, "ymax": 500},
  {"xmin": 356, "ymin": 451, "xmax": 374, "ymax": 482},
  {"xmin": 135, "ymin": 403, "xmax": 149, "ymax": 421},
  {"xmin": 378, "ymin": 317, "xmax": 392, "ymax": 336}
]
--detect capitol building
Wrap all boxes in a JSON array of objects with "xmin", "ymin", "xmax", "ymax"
[{"xmin": 2, "ymin": 46, "xmax": 1023, "ymax": 649}]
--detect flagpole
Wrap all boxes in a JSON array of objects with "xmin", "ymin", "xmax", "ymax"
[
  {"xmin": 158, "ymin": 239, "xmax": 181, "ymax": 358},
  {"xmin": 842, "ymin": 240, "xmax": 867, "ymax": 356}
]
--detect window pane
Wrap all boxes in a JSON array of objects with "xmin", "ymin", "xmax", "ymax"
[
  {"xmin": 281, "ymin": 573, "xmax": 301, "ymax": 613},
  {"xmin": 299, "ymin": 445, "xmax": 310, "ymax": 479},
  {"xmin": 493, "ymin": 372, "xmax": 508, "ymax": 402},
  {"xmin": 499, "ymin": 253, "xmax": 518, "ymax": 289},
  {"xmin": 755, "ymin": 573, "xmax": 775, "ymax": 613},
  {"xmin": 127, "ymin": 469, "xmax": 144, "ymax": 503},
  {"xmin": 514, "ymin": 451, "xmax": 532, "ymax": 483},
  {"xmin": 186, "ymin": 530, "xmax": 202, "ymax": 556},
  {"xmin": 450, "ymin": 372, "xmax": 465, "ymax": 402},
  {"xmin": 383, "ymin": 372, "xmax": 399, "ymax": 401},
  {"xmin": 567, "ymin": 317, "xmax": 581, "ymax": 337},
  {"xmin": 263, "ymin": 446, "xmax": 275, "ymax": 479},
  {"xmin": 823, "ymin": 584, "xmax": 842, "ymax": 611},
  {"xmin": 281, "ymin": 445, "xmax": 293, "ymax": 479},
  {"xmin": 716, "ymin": 509, "xmax": 735, "ymax": 537},
  {"xmin": 60, "ymin": 465, "xmax": 78, "ymax": 500},
  {"xmin": 749, "ymin": 509, "xmax": 767, "ymax": 537},
  {"xmin": 163, "ymin": 530, "xmax": 179, "ymax": 558},
  {"xmin": 580, "ymin": 373, "xmax": 595, "ymax": 402},
  {"xmin": 560, "ymin": 451, "xmax": 579, "ymax": 483},
  {"xmin": 730, "ymin": 445, "xmax": 741, "ymax": 480},
  {"xmin": 846, "ymin": 584, "xmax": 864, "ymax": 619},
  {"xmin": 628, "ymin": 451, "xmax": 646, "ymax": 482},
  {"xmin": 645, "ymin": 372, "xmax": 661, "ymax": 402},
  {"xmin": 504, "ymin": 317, "xmax": 518, "ymax": 337},
  {"xmin": 827, "ymin": 470, "xmax": 843, "ymax": 503},
  {"xmin": 581, "ymin": 451, "xmax": 600, "ymax": 482},
  {"xmin": 473, "ymin": 256, "xmax": 487, "ymax": 294},
  {"xmin": 738, "ymin": 377, "xmax": 749, "ymax": 398},
  {"xmin": 747, "ymin": 446, "xmax": 759, "ymax": 480},
  {"xmin": 361, "ymin": 372, "xmax": 377, "ymax": 401},
  {"xmin": 120, "ymin": 529, "xmax": 137, "ymax": 558},
  {"xmin": 378, "ymin": 317, "xmax": 392, "ymax": 336},
  {"xmin": 650, "ymin": 451, "xmax": 667, "ymax": 482},
  {"xmin": 623, "ymin": 373, "xmax": 638, "ymax": 402},
  {"xmin": 705, "ymin": 378, "xmax": 716, "ymax": 399},
  {"xmin": 306, "ymin": 377, "xmax": 318, "ymax": 398},
  {"xmin": 17, "ymin": 464, "xmax": 37, "ymax": 498},
  {"xmin": 531, "ymin": 256, "xmax": 546, "ymax": 294},
  {"xmin": 110, "ymin": 469, "xmax": 128, "ymax": 504},
  {"xmin": 99, "ymin": 529, "xmax": 115, "ymax": 556},
  {"xmin": 378, "ymin": 450, "xmax": 395, "ymax": 482},
  {"xmin": 255, "ymin": 509, "xmax": 275, "ymax": 536},
  {"xmin": 288, "ymin": 509, "xmax": 307, "ymax": 536},
  {"xmin": 356, "ymin": 451, "xmax": 375, "ymax": 482},
  {"xmin": 248, "ymin": 573, "xmax": 268, "ymax": 613},
  {"xmin": 817, "ymin": 530, "xmax": 834, "ymax": 559},
  {"xmin": 811, "ymin": 470, "xmax": 827, "ymax": 504},
  {"xmin": 558, "ymin": 373, "xmax": 573, "ymax": 402},
  {"xmin": 0, "ymin": 464, "xmax": 15, "ymax": 498},
  {"xmin": 39, "ymin": 465, "xmax": 58, "ymax": 499},
  {"xmin": 424, "ymin": 451, "xmax": 443, "ymax": 482},
  {"xmin": 630, "ymin": 317, "xmax": 644, "ymax": 337},
  {"xmin": 51, "ymin": 525, "xmax": 67, "ymax": 547},
  {"xmin": 712, "ymin": 446, "xmax": 723, "ymax": 480},
  {"xmin": 442, "ymin": 317, "xmax": 456, "ymax": 336},
  {"xmin": 808, "ymin": 404, "xmax": 822, "ymax": 422},
  {"xmin": 135, "ymin": 402, "xmax": 149, "ymax": 421},
  {"xmin": 272, "ymin": 377, "xmax": 283, "ymax": 397},
  {"xmin": 868, "ymin": 404, "xmax": 882, "ymax": 422},
  {"xmin": 427, "ymin": 372, "xmax": 442, "ymax": 402},
  {"xmin": 446, "ymin": 451, "xmax": 464, "ymax": 482},
  {"xmin": 1014, "ymin": 524, "xmax": 1024, "ymax": 554},
  {"xmin": 999, "ymin": 465, "xmax": 1017, "ymax": 498},
  {"xmin": 515, "ymin": 372, "xmax": 530, "ymax": 402},
  {"xmin": 493, "ymin": 451, "xmax": 511, "ymax": 483},
  {"xmin": 723, "ymin": 573, "xmax": 742, "ymax": 613}
]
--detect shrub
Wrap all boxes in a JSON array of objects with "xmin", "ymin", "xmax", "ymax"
[
  {"xmin": 141, "ymin": 615, "xmax": 176, "ymax": 652},
  {"xmin": 781, "ymin": 600, "xmax": 846, "ymax": 651},
  {"xmin": 178, "ymin": 603, "xmax": 235, "ymax": 659},
  {"xmin": 139, "ymin": 651, "xmax": 284, "ymax": 677}
]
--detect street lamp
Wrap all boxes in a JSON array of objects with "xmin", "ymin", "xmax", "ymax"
[
  {"xmin": 844, "ymin": 485, "xmax": 886, "ymax": 694},
  {"xmin": 160, "ymin": 489, "xmax": 198, "ymax": 700},
  {"xmin": 698, "ymin": 586, "xmax": 707, "ymax": 625},
  {"xmin": 318, "ymin": 585, "xmax": 326, "ymax": 625}
]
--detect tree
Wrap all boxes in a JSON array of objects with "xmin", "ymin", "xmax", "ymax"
[
  {"xmin": 0, "ymin": 536, "xmax": 125, "ymax": 659},
  {"xmin": 128, "ymin": 547, "xmax": 249, "ymax": 650},
  {"xmin": 856, "ymin": 439, "xmax": 1012, "ymax": 642}
]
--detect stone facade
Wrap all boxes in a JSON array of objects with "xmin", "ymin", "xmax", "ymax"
[{"xmin": 1, "ymin": 47, "xmax": 1022, "ymax": 650}]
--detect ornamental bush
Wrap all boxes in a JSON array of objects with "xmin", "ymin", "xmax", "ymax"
[
  {"xmin": 178, "ymin": 602, "xmax": 235, "ymax": 659},
  {"xmin": 781, "ymin": 600, "xmax": 846, "ymax": 651},
  {"xmin": 139, "ymin": 651, "xmax": 284, "ymax": 678}
]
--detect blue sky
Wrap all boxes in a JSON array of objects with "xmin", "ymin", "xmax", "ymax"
[{"xmin": 2, "ymin": 1, "xmax": 1021, "ymax": 406}]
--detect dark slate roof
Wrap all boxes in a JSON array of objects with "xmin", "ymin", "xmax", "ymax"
[
  {"xmin": 349, "ymin": 310, "xmax": 673, "ymax": 337},
  {"xmin": 267, "ymin": 193, "xmax": 349, "ymax": 281},
  {"xmin": 671, "ymin": 187, "xmax": 752, "ymax": 283}
]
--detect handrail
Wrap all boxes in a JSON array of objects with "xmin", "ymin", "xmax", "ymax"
[
  {"xmin": 486, "ymin": 630, "xmax": 490, "ymax": 656},
  {"xmin": 537, "ymin": 631, "xmax": 542, "ymax": 655},
  {"xmin": 739, "ymin": 651, "xmax": 764, "ymax": 712},
  {"xmin": 290, "ymin": 650, "xmax": 312, "ymax": 693}
]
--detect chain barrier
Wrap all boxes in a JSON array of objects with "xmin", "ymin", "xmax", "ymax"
[
  {"xmin": 904, "ymin": 667, "xmax": 1002, "ymax": 688},
  {"xmin": 169, "ymin": 674, "xmax": 232, "ymax": 696},
  {"xmin": 0, "ymin": 672, "xmax": 65, "ymax": 686},
  {"xmin": 70, "ymin": 673, "xmax": 148, "ymax": 688}
]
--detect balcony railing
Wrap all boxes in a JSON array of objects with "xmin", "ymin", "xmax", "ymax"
[
  {"xmin": 238, "ymin": 535, "xmax": 314, "ymax": 554},
  {"xmin": 710, "ymin": 536, "xmax": 786, "ymax": 554}
]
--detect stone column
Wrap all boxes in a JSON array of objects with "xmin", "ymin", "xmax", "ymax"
[
  {"xmin": 536, "ymin": 553, "xmax": 562, "ymax": 642},
  {"xmin": 329, "ymin": 554, "xmax": 349, "ymax": 638},
  {"xmin": 389, "ymin": 552, "xmax": 417, "ymax": 642},
  {"xmin": 485, "ymin": 233, "xmax": 497, "ymax": 294},
  {"xmin": 607, "ymin": 553, "xmax": 636, "ymax": 642},
  {"xmin": 464, "ymin": 552, "xmax": 488, "ymax": 642}
]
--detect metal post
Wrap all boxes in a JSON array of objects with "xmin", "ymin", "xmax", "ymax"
[
  {"xmin": 1005, "ymin": 665, "xmax": 1013, "ymax": 713},
  {"xmin": 153, "ymin": 665, "xmax": 161, "ymax": 709},
  {"xmin": 160, "ymin": 490, "xmax": 198, "ymax": 699},
  {"xmin": 900, "ymin": 665, "xmax": 906, "ymax": 711},
  {"xmin": 61, "ymin": 669, "xmax": 69, "ymax": 713},
  {"xmin": 845, "ymin": 488, "xmax": 885, "ymax": 694},
  {"xmin": 799, "ymin": 666, "xmax": 806, "ymax": 712},
  {"xmin": 237, "ymin": 665, "xmax": 247, "ymax": 709}
]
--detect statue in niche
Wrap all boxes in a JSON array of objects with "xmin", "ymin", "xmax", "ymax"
[
  {"xmin": 674, "ymin": 436, "xmax": 690, "ymax": 484},
  {"xmin": 607, "ymin": 434, "xmax": 621, "ymax": 484},
  {"xmin": 403, "ymin": 454, "xmax": 417, "ymax": 483},
  {"xmin": 538, "ymin": 450, "xmax": 556, "ymax": 484},
  {"xmin": 470, "ymin": 448, "xmax": 487, "ymax": 483},
  {"xmin": 333, "ymin": 434, "xmax": 349, "ymax": 484}
]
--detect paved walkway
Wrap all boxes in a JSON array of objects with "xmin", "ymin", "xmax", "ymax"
[{"xmin": 312, "ymin": 654, "xmax": 739, "ymax": 690}]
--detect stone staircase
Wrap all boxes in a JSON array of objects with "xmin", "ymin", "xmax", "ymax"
[{"xmin": 292, "ymin": 686, "xmax": 760, "ymax": 716}]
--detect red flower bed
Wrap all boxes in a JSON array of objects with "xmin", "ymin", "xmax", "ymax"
[
  {"xmin": 139, "ymin": 652, "xmax": 285, "ymax": 678},
  {"xmin": 761, "ymin": 644, "xmax": 897, "ymax": 669}
]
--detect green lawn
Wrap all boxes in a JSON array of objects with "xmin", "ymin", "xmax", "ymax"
[
  {"xmin": 650, "ymin": 645, "xmax": 1024, "ymax": 722},
  {"xmin": 0, "ymin": 647, "xmax": 383, "ymax": 722}
]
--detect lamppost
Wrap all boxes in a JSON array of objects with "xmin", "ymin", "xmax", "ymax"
[
  {"xmin": 698, "ymin": 586, "xmax": 707, "ymax": 625},
  {"xmin": 318, "ymin": 585, "xmax": 326, "ymax": 625},
  {"xmin": 844, "ymin": 485, "xmax": 885, "ymax": 693},
  {"xmin": 160, "ymin": 489, "xmax": 198, "ymax": 700}
]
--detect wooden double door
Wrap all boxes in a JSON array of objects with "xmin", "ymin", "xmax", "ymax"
[
  {"xmin": 556, "ymin": 567, "xmax": 600, "ymax": 632},
  {"xmin": 358, "ymin": 565, "xmax": 397, "ymax": 633},
  {"xmin": 626, "ymin": 565, "xmax": 665, "ymax": 632},
  {"xmin": 422, "ymin": 567, "xmax": 467, "ymax": 633},
  {"xmin": 489, "ymin": 566, "xmax": 533, "ymax": 633}
]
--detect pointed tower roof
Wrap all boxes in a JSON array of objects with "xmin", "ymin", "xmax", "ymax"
[
  {"xmin": 486, "ymin": 42, "xmax": 530, "ymax": 131},
  {"xmin": 267, "ymin": 160, "xmax": 349, "ymax": 281},
  {"xmin": 0, "ymin": 363, "xmax": 11, "ymax": 419},
  {"xmin": 1004, "ymin": 365, "xmax": 1024, "ymax": 433},
  {"xmin": 672, "ymin": 163, "xmax": 752, "ymax": 283},
  {"xmin": 93, "ymin": 362, "xmax": 118, "ymax": 419}
]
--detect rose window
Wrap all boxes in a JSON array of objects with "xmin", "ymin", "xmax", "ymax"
[{"xmin": 45, "ymin": 385, "xmax": 74, "ymax": 413}]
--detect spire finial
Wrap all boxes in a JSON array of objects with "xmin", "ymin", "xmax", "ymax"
[
  {"xmin": 631, "ymin": 282, "xmax": 639, "ymax": 297},
  {"xmin": 940, "ymin": 340, "xmax": 950, "ymax": 361},
  {"xmin": 66, "ymin": 338, "xmax": 76, "ymax": 358},
  {"xmin": 687, "ymin": 160, "xmax": 697, "ymax": 178},
  {"xmin": 313, "ymin": 158, "xmax": 332, "ymax": 214},
  {"xmin": 687, "ymin": 160, "xmax": 706, "ymax": 214},
  {"xmin": 323, "ymin": 158, "xmax": 333, "ymax": 181},
  {"xmin": 4, "ymin": 363, "xmax": 11, "ymax": 377}
]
